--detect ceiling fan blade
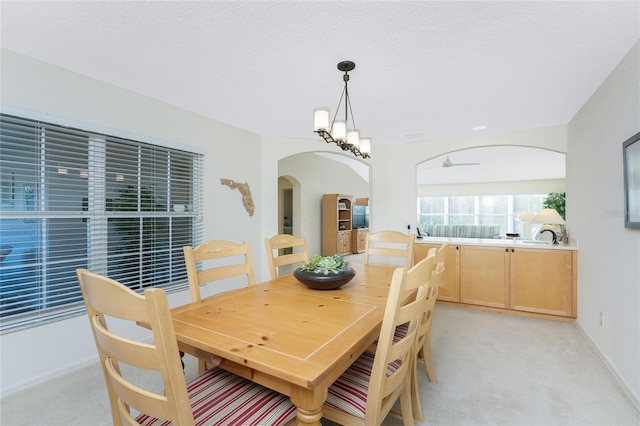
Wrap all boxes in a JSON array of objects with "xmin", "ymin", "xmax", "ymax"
[
  {"xmin": 442, "ymin": 155, "xmax": 480, "ymax": 167},
  {"xmin": 452, "ymin": 162, "xmax": 480, "ymax": 166}
]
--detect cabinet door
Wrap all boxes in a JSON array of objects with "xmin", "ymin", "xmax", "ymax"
[
  {"xmin": 359, "ymin": 230, "xmax": 367, "ymax": 252},
  {"xmin": 460, "ymin": 246, "xmax": 509, "ymax": 308},
  {"xmin": 510, "ymin": 248, "xmax": 575, "ymax": 317},
  {"xmin": 337, "ymin": 232, "xmax": 346, "ymax": 254},
  {"xmin": 414, "ymin": 243, "xmax": 460, "ymax": 302},
  {"xmin": 353, "ymin": 229, "xmax": 367, "ymax": 254},
  {"xmin": 338, "ymin": 231, "xmax": 352, "ymax": 255}
]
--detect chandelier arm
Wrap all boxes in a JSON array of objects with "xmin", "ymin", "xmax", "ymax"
[{"xmin": 313, "ymin": 129, "xmax": 369, "ymax": 159}]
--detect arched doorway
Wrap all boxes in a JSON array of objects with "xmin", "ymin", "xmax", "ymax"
[{"xmin": 278, "ymin": 152, "xmax": 370, "ymax": 256}]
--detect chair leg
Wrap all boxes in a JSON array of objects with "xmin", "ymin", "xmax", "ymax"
[
  {"xmin": 423, "ymin": 330, "xmax": 438, "ymax": 384},
  {"xmin": 401, "ymin": 376, "xmax": 416, "ymax": 426},
  {"xmin": 197, "ymin": 358, "xmax": 207, "ymax": 374},
  {"xmin": 411, "ymin": 354, "xmax": 424, "ymax": 421}
]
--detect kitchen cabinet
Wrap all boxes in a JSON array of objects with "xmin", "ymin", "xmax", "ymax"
[
  {"xmin": 460, "ymin": 246, "xmax": 510, "ymax": 308},
  {"xmin": 414, "ymin": 243, "xmax": 460, "ymax": 302},
  {"xmin": 510, "ymin": 248, "xmax": 575, "ymax": 317},
  {"xmin": 414, "ymin": 239, "xmax": 577, "ymax": 320}
]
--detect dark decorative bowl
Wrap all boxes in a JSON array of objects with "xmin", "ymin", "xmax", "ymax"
[{"xmin": 293, "ymin": 267, "xmax": 356, "ymax": 290}]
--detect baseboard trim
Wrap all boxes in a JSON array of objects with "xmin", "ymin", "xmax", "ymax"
[
  {"xmin": 574, "ymin": 321, "xmax": 640, "ymax": 413},
  {"xmin": 0, "ymin": 356, "xmax": 99, "ymax": 398},
  {"xmin": 436, "ymin": 300, "xmax": 575, "ymax": 322},
  {"xmin": 1, "ymin": 334, "xmax": 159, "ymax": 398}
]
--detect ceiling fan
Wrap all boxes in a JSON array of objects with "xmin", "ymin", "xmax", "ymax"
[{"xmin": 442, "ymin": 154, "xmax": 480, "ymax": 168}]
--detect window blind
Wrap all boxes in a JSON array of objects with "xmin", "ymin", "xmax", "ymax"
[{"xmin": 0, "ymin": 113, "xmax": 203, "ymax": 333}]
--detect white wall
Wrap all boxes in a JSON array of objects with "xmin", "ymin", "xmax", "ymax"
[
  {"xmin": 567, "ymin": 40, "xmax": 640, "ymax": 404},
  {"xmin": 0, "ymin": 50, "xmax": 266, "ymax": 395}
]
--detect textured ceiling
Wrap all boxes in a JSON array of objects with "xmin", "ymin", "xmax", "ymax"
[{"xmin": 1, "ymin": 1, "xmax": 639, "ymax": 183}]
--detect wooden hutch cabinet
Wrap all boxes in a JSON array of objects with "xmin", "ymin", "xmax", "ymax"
[{"xmin": 322, "ymin": 194, "xmax": 353, "ymax": 256}]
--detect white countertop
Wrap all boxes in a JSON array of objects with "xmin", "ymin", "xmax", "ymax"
[{"xmin": 415, "ymin": 236, "xmax": 578, "ymax": 250}]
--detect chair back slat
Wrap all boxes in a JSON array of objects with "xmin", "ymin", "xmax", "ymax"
[
  {"xmin": 197, "ymin": 263, "xmax": 253, "ymax": 284},
  {"xmin": 365, "ymin": 230, "xmax": 415, "ymax": 267},
  {"xmin": 92, "ymin": 316, "xmax": 156, "ymax": 369},
  {"xmin": 264, "ymin": 234, "xmax": 309, "ymax": 279},
  {"xmin": 106, "ymin": 357, "xmax": 174, "ymax": 422},
  {"xmin": 430, "ymin": 242, "xmax": 450, "ymax": 290},
  {"xmin": 183, "ymin": 240, "xmax": 255, "ymax": 302}
]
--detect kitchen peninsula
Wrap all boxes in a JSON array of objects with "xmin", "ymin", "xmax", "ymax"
[{"xmin": 415, "ymin": 237, "xmax": 578, "ymax": 321}]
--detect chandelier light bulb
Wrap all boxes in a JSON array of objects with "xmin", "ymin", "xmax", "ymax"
[
  {"xmin": 359, "ymin": 137, "xmax": 371, "ymax": 154},
  {"xmin": 313, "ymin": 107, "xmax": 330, "ymax": 131},
  {"xmin": 331, "ymin": 119, "xmax": 346, "ymax": 141},
  {"xmin": 346, "ymin": 129, "xmax": 360, "ymax": 147}
]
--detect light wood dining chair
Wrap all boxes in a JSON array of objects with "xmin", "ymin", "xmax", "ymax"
[
  {"xmin": 394, "ymin": 243, "xmax": 448, "ymax": 420},
  {"xmin": 366, "ymin": 249, "xmax": 438, "ymax": 421},
  {"xmin": 183, "ymin": 240, "xmax": 255, "ymax": 303},
  {"xmin": 418, "ymin": 242, "xmax": 449, "ymax": 387},
  {"xmin": 76, "ymin": 269, "xmax": 296, "ymax": 426},
  {"xmin": 321, "ymin": 255, "xmax": 435, "ymax": 425},
  {"xmin": 264, "ymin": 234, "xmax": 309, "ymax": 279},
  {"xmin": 411, "ymin": 266, "xmax": 439, "ymax": 421},
  {"xmin": 364, "ymin": 230, "xmax": 415, "ymax": 268}
]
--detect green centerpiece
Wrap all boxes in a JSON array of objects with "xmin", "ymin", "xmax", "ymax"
[{"xmin": 293, "ymin": 254, "xmax": 356, "ymax": 290}]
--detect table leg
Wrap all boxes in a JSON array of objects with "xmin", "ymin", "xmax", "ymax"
[{"xmin": 290, "ymin": 385, "xmax": 327, "ymax": 426}]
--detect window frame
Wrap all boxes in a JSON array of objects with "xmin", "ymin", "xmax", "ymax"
[{"xmin": 417, "ymin": 194, "xmax": 546, "ymax": 235}]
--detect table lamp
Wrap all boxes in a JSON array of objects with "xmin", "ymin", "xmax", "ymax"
[{"xmin": 531, "ymin": 208, "xmax": 565, "ymax": 245}]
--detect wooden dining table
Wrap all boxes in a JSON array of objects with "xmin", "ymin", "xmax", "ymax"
[{"xmin": 169, "ymin": 262, "xmax": 398, "ymax": 425}]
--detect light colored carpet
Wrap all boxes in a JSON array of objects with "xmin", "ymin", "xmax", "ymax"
[{"xmin": 1, "ymin": 305, "xmax": 638, "ymax": 426}]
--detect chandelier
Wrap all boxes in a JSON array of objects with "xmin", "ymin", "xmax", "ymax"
[{"xmin": 313, "ymin": 61, "xmax": 371, "ymax": 158}]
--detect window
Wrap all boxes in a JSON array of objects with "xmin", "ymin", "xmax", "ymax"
[
  {"xmin": 0, "ymin": 113, "xmax": 203, "ymax": 333},
  {"xmin": 417, "ymin": 194, "xmax": 545, "ymax": 235}
]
